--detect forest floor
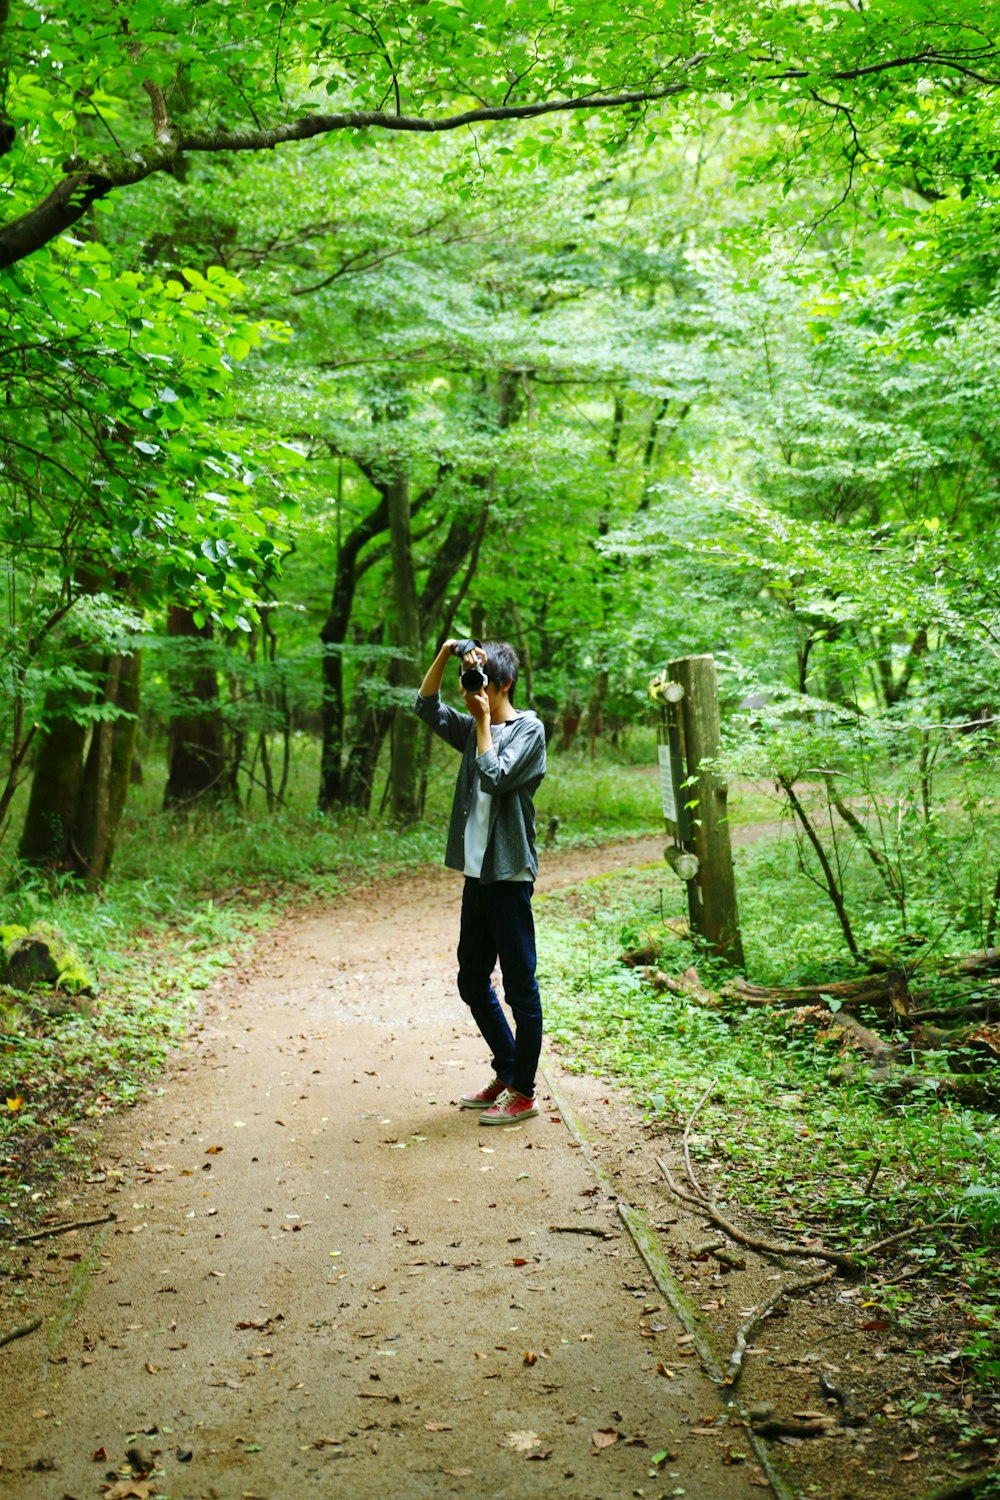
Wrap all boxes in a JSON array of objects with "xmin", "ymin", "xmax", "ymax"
[{"xmin": 0, "ymin": 836, "xmax": 993, "ymax": 1500}]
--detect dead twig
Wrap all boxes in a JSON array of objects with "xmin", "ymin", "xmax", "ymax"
[
  {"xmin": 548, "ymin": 1224, "xmax": 617, "ymax": 1239},
  {"xmin": 725, "ymin": 1269, "xmax": 835, "ymax": 1386},
  {"xmin": 10, "ymin": 1212, "xmax": 116, "ymax": 1244},
  {"xmin": 682, "ymin": 1078, "xmax": 716, "ymax": 1201},
  {"xmin": 0, "ymin": 1314, "xmax": 42, "ymax": 1349},
  {"xmin": 656, "ymin": 1157, "xmax": 861, "ymax": 1275},
  {"xmin": 863, "ymin": 1217, "xmax": 956, "ymax": 1258},
  {"xmin": 750, "ymin": 1414, "xmax": 835, "ymax": 1440}
]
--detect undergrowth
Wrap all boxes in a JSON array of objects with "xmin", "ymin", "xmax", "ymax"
[{"xmin": 536, "ymin": 861, "xmax": 1000, "ymax": 1405}]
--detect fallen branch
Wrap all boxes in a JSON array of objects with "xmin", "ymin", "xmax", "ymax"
[
  {"xmin": 750, "ymin": 1414, "xmax": 835, "ymax": 1440},
  {"xmin": 726, "ymin": 1269, "xmax": 835, "ymax": 1386},
  {"xmin": 864, "ymin": 1067, "xmax": 998, "ymax": 1108},
  {"xmin": 0, "ymin": 1314, "xmax": 42, "ymax": 1349},
  {"xmin": 548, "ymin": 1224, "xmax": 617, "ymax": 1239},
  {"xmin": 725, "ymin": 974, "xmax": 906, "ymax": 1010},
  {"xmin": 922, "ymin": 1470, "xmax": 1000, "ymax": 1500},
  {"xmin": 911, "ymin": 999, "xmax": 998, "ymax": 1024},
  {"xmin": 682, "ymin": 1079, "xmax": 717, "ymax": 1201},
  {"xmin": 823, "ymin": 1007, "xmax": 898, "ymax": 1064},
  {"xmin": 862, "ymin": 1217, "xmax": 956, "ymax": 1258},
  {"xmin": 10, "ymin": 1212, "xmax": 117, "ymax": 1244},
  {"xmin": 656, "ymin": 1157, "xmax": 861, "ymax": 1275},
  {"xmin": 956, "ymin": 949, "xmax": 1000, "ymax": 975}
]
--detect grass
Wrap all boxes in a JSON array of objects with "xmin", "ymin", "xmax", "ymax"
[{"xmin": 534, "ymin": 855, "xmax": 1000, "ymax": 1418}]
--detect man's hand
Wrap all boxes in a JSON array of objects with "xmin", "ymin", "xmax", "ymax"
[{"xmin": 464, "ymin": 683, "xmax": 490, "ymax": 723}]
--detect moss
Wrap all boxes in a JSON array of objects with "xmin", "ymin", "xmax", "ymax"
[
  {"xmin": 0, "ymin": 926, "xmax": 96, "ymax": 996},
  {"xmin": 0, "ymin": 924, "xmax": 29, "ymax": 954},
  {"xmin": 0, "ymin": 984, "xmax": 32, "ymax": 1035},
  {"xmin": 49, "ymin": 938, "xmax": 95, "ymax": 996}
]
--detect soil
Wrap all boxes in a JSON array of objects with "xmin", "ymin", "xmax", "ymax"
[{"xmin": 0, "ymin": 836, "xmax": 994, "ymax": 1500}]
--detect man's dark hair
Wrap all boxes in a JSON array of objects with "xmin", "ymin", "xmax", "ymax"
[{"xmin": 483, "ymin": 640, "xmax": 519, "ymax": 704}]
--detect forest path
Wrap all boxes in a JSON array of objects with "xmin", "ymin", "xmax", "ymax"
[{"xmin": 0, "ymin": 838, "xmax": 769, "ymax": 1500}]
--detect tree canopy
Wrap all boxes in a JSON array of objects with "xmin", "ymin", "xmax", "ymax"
[{"xmin": 2, "ymin": 0, "xmax": 999, "ymax": 264}]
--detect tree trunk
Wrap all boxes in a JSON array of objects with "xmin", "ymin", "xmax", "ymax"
[
  {"xmin": 318, "ymin": 493, "xmax": 389, "ymax": 811},
  {"xmin": 579, "ymin": 669, "xmax": 609, "ymax": 755},
  {"xmin": 70, "ymin": 648, "xmax": 142, "ymax": 884},
  {"xmin": 386, "ymin": 470, "xmax": 423, "ymax": 825},
  {"xmin": 71, "ymin": 653, "xmax": 122, "ymax": 887},
  {"xmin": 162, "ymin": 607, "xmax": 228, "ymax": 808},
  {"xmin": 343, "ymin": 700, "xmax": 393, "ymax": 813},
  {"xmin": 16, "ymin": 654, "xmax": 99, "ymax": 869},
  {"xmin": 102, "ymin": 648, "xmax": 142, "ymax": 869}
]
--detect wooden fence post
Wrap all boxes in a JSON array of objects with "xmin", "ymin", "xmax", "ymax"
[{"xmin": 668, "ymin": 654, "xmax": 745, "ymax": 968}]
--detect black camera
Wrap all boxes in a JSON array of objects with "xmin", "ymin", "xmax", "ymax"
[{"xmin": 452, "ymin": 638, "xmax": 490, "ymax": 694}]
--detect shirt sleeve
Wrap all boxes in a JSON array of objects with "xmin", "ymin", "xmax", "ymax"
[
  {"xmin": 475, "ymin": 717, "xmax": 546, "ymax": 795},
  {"xmin": 414, "ymin": 691, "xmax": 475, "ymax": 753}
]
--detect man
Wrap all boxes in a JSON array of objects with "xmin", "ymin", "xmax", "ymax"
[{"xmin": 415, "ymin": 637, "xmax": 546, "ymax": 1124}]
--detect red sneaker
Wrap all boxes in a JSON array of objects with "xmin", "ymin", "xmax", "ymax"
[
  {"xmin": 479, "ymin": 1089, "xmax": 539, "ymax": 1125},
  {"xmin": 458, "ymin": 1076, "xmax": 508, "ymax": 1109}
]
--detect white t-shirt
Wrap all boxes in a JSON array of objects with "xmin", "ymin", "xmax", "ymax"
[{"xmin": 464, "ymin": 721, "xmax": 531, "ymax": 881}]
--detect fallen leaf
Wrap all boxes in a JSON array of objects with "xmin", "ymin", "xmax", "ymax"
[
  {"xmin": 523, "ymin": 1351, "xmax": 538, "ymax": 1366},
  {"xmin": 424, "ymin": 1422, "xmax": 452, "ymax": 1431},
  {"xmin": 30, "ymin": 1409, "xmax": 50, "ymax": 1420},
  {"xmin": 313, "ymin": 1436, "xmax": 343, "ymax": 1448},
  {"xmin": 205, "ymin": 1145, "xmax": 224, "ymax": 1155},
  {"xmin": 899, "ymin": 1450, "xmax": 920, "ymax": 1463},
  {"xmin": 592, "ymin": 1429, "xmax": 619, "ymax": 1451},
  {"xmin": 526, "ymin": 1450, "xmax": 553, "ymax": 1461},
  {"xmin": 656, "ymin": 1363, "xmax": 675, "ymax": 1379},
  {"xmin": 443, "ymin": 1468, "xmax": 473, "ymax": 1478},
  {"xmin": 5, "ymin": 1096, "xmax": 23, "ymax": 1112},
  {"xmin": 502, "ymin": 1430, "xmax": 542, "ymax": 1452},
  {"xmin": 102, "ymin": 1483, "xmax": 154, "ymax": 1500},
  {"xmin": 145, "ymin": 1362, "xmax": 159, "ymax": 1374}
]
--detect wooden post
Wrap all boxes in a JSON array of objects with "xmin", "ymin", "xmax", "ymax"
[{"xmin": 668, "ymin": 654, "xmax": 745, "ymax": 968}]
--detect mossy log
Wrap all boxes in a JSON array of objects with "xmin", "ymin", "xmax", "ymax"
[{"xmin": 0, "ymin": 926, "xmax": 95, "ymax": 999}]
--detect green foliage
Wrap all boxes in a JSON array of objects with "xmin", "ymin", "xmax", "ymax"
[{"xmin": 537, "ymin": 857, "xmax": 1000, "ymax": 1393}]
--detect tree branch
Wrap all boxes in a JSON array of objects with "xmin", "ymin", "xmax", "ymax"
[{"xmin": 0, "ymin": 87, "xmax": 688, "ymax": 269}]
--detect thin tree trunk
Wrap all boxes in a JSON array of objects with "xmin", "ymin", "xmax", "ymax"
[
  {"xmin": 386, "ymin": 470, "xmax": 423, "ymax": 825},
  {"xmin": 780, "ymin": 776, "xmax": 860, "ymax": 960},
  {"xmin": 987, "ymin": 864, "xmax": 1000, "ymax": 949},
  {"xmin": 163, "ymin": 608, "xmax": 228, "ymax": 807},
  {"xmin": 318, "ymin": 493, "xmax": 389, "ymax": 810},
  {"xmin": 827, "ymin": 780, "xmax": 903, "ymax": 912},
  {"xmin": 79, "ymin": 654, "xmax": 122, "ymax": 890},
  {"xmin": 343, "ymin": 701, "xmax": 393, "ymax": 813}
]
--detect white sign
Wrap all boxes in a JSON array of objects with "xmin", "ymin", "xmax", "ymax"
[{"xmin": 658, "ymin": 743, "xmax": 677, "ymax": 824}]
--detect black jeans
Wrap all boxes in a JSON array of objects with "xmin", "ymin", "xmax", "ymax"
[{"xmin": 457, "ymin": 877, "xmax": 543, "ymax": 1099}]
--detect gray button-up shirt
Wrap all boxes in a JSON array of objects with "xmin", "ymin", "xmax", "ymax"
[{"xmin": 415, "ymin": 692, "xmax": 546, "ymax": 884}]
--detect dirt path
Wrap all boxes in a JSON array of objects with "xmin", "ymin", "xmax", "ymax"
[{"xmin": 0, "ymin": 839, "xmax": 770, "ymax": 1499}]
